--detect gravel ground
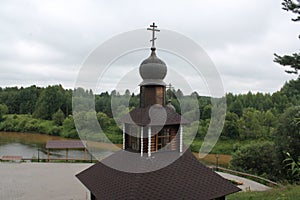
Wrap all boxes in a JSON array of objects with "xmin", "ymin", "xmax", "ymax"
[
  {"xmin": 216, "ymin": 171, "xmax": 271, "ymax": 192},
  {"xmin": 0, "ymin": 162, "xmax": 92, "ymax": 200},
  {"xmin": 0, "ymin": 163, "xmax": 270, "ymax": 200}
]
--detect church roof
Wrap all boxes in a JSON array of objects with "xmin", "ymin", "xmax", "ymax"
[
  {"xmin": 118, "ymin": 105, "xmax": 189, "ymax": 126},
  {"xmin": 76, "ymin": 150, "xmax": 240, "ymax": 199},
  {"xmin": 46, "ymin": 140, "xmax": 86, "ymax": 149}
]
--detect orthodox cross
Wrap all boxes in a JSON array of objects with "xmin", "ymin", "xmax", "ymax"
[
  {"xmin": 166, "ymin": 83, "xmax": 174, "ymax": 91},
  {"xmin": 147, "ymin": 22, "xmax": 160, "ymax": 47}
]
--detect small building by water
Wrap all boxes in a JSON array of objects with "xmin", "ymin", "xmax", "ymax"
[{"xmin": 46, "ymin": 140, "xmax": 87, "ymax": 161}]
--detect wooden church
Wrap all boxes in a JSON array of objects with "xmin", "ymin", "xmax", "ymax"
[{"xmin": 76, "ymin": 23, "xmax": 240, "ymax": 200}]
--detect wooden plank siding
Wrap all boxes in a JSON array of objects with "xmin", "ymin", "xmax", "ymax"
[
  {"xmin": 140, "ymin": 86, "xmax": 165, "ymax": 108},
  {"xmin": 125, "ymin": 124, "xmax": 180, "ymax": 153}
]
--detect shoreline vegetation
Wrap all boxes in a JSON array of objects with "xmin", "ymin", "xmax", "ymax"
[
  {"xmin": 0, "ymin": 132, "xmax": 122, "ymax": 152},
  {"xmin": 0, "ymin": 131, "xmax": 232, "ymax": 166}
]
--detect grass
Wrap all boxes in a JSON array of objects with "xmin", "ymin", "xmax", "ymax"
[
  {"xmin": 190, "ymin": 139, "xmax": 267, "ymax": 155},
  {"xmin": 193, "ymin": 152, "xmax": 232, "ymax": 168},
  {"xmin": 227, "ymin": 185, "xmax": 300, "ymax": 200}
]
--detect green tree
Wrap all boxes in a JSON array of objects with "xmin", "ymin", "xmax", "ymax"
[
  {"xmin": 52, "ymin": 109, "xmax": 65, "ymax": 126},
  {"xmin": 0, "ymin": 87, "xmax": 20, "ymax": 114},
  {"xmin": 225, "ymin": 92, "xmax": 235, "ymax": 106},
  {"xmin": 33, "ymin": 85, "xmax": 65, "ymax": 119},
  {"xmin": 222, "ymin": 112, "xmax": 239, "ymax": 139},
  {"xmin": 61, "ymin": 116, "xmax": 78, "ymax": 138},
  {"xmin": 96, "ymin": 112, "xmax": 112, "ymax": 131},
  {"xmin": 124, "ymin": 89, "xmax": 131, "ymax": 97},
  {"xmin": 175, "ymin": 89, "xmax": 184, "ymax": 99},
  {"xmin": 275, "ymin": 106, "xmax": 300, "ymax": 178},
  {"xmin": 166, "ymin": 88, "xmax": 176, "ymax": 100},
  {"xmin": 201, "ymin": 104, "xmax": 211, "ymax": 120},
  {"xmin": 262, "ymin": 94, "xmax": 273, "ymax": 111},
  {"xmin": 230, "ymin": 141, "xmax": 278, "ymax": 180},
  {"xmin": 19, "ymin": 85, "xmax": 40, "ymax": 114},
  {"xmin": 261, "ymin": 110, "xmax": 277, "ymax": 138},
  {"xmin": 129, "ymin": 93, "xmax": 139, "ymax": 109},
  {"xmin": 272, "ymin": 91, "xmax": 290, "ymax": 113},
  {"xmin": 0, "ymin": 104, "xmax": 8, "ymax": 121},
  {"xmin": 230, "ymin": 99, "xmax": 243, "ymax": 117},
  {"xmin": 95, "ymin": 92, "xmax": 112, "ymax": 117},
  {"xmin": 280, "ymin": 78, "xmax": 300, "ymax": 100},
  {"xmin": 238, "ymin": 108, "xmax": 261, "ymax": 139},
  {"xmin": 61, "ymin": 89, "xmax": 72, "ymax": 117},
  {"xmin": 196, "ymin": 119, "xmax": 209, "ymax": 139},
  {"xmin": 274, "ymin": 0, "xmax": 300, "ymax": 75},
  {"xmin": 243, "ymin": 91, "xmax": 253, "ymax": 108}
]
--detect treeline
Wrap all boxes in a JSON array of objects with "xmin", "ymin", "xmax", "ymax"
[
  {"xmin": 0, "ymin": 79, "xmax": 299, "ymax": 182},
  {"xmin": 0, "ymin": 79, "xmax": 299, "ymax": 141}
]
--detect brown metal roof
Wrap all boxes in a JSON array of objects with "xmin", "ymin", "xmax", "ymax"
[
  {"xmin": 118, "ymin": 105, "xmax": 189, "ymax": 126},
  {"xmin": 1, "ymin": 156, "xmax": 22, "ymax": 161},
  {"xmin": 46, "ymin": 140, "xmax": 86, "ymax": 149},
  {"xmin": 76, "ymin": 150, "xmax": 240, "ymax": 199}
]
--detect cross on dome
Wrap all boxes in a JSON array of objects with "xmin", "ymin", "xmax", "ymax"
[{"xmin": 147, "ymin": 22, "xmax": 160, "ymax": 48}]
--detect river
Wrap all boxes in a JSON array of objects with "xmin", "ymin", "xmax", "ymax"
[{"xmin": 0, "ymin": 132, "xmax": 112, "ymax": 160}]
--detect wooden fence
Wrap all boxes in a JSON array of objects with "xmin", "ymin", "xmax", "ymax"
[{"xmin": 211, "ymin": 166, "xmax": 279, "ymax": 187}]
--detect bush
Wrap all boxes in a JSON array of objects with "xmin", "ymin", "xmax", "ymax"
[
  {"xmin": 0, "ymin": 114, "xmax": 62, "ymax": 136},
  {"xmin": 51, "ymin": 126, "xmax": 62, "ymax": 136},
  {"xmin": 52, "ymin": 109, "xmax": 65, "ymax": 126},
  {"xmin": 0, "ymin": 104, "xmax": 8, "ymax": 121},
  {"xmin": 230, "ymin": 141, "xmax": 278, "ymax": 180},
  {"xmin": 275, "ymin": 106, "xmax": 300, "ymax": 180},
  {"xmin": 61, "ymin": 116, "xmax": 78, "ymax": 138}
]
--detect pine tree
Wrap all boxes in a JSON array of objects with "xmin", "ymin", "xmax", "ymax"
[{"xmin": 274, "ymin": 0, "xmax": 300, "ymax": 75}]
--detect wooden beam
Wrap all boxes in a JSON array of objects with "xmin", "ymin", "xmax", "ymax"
[
  {"xmin": 180, "ymin": 126, "xmax": 183, "ymax": 153},
  {"xmin": 148, "ymin": 126, "xmax": 151, "ymax": 157},
  {"xmin": 122, "ymin": 123, "xmax": 125, "ymax": 150},
  {"xmin": 140, "ymin": 127, "xmax": 143, "ymax": 157},
  {"xmin": 84, "ymin": 148, "xmax": 87, "ymax": 160},
  {"xmin": 47, "ymin": 149, "xmax": 50, "ymax": 162},
  {"xmin": 66, "ymin": 149, "xmax": 69, "ymax": 162}
]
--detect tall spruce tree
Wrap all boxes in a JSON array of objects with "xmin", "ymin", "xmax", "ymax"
[{"xmin": 274, "ymin": 0, "xmax": 300, "ymax": 75}]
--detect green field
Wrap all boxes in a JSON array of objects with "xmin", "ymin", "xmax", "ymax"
[
  {"xmin": 190, "ymin": 139, "xmax": 263, "ymax": 155},
  {"xmin": 193, "ymin": 152, "xmax": 232, "ymax": 168},
  {"xmin": 227, "ymin": 185, "xmax": 300, "ymax": 200}
]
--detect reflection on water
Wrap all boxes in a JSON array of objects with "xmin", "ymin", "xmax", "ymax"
[
  {"xmin": 0, "ymin": 132, "xmax": 112, "ymax": 160},
  {"xmin": 0, "ymin": 143, "xmax": 42, "ymax": 158}
]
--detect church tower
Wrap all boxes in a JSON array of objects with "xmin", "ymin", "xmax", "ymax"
[
  {"xmin": 119, "ymin": 23, "xmax": 188, "ymax": 157},
  {"xmin": 76, "ymin": 23, "xmax": 240, "ymax": 200},
  {"xmin": 139, "ymin": 23, "xmax": 166, "ymax": 108}
]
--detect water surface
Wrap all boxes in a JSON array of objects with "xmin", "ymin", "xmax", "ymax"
[{"xmin": 0, "ymin": 132, "xmax": 97, "ymax": 160}]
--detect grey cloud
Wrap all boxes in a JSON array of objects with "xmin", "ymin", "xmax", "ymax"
[{"xmin": 0, "ymin": 0, "xmax": 298, "ymax": 94}]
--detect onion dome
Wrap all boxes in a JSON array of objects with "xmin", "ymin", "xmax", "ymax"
[
  {"xmin": 139, "ymin": 47, "xmax": 167, "ymax": 86},
  {"xmin": 166, "ymin": 99, "xmax": 176, "ymax": 111}
]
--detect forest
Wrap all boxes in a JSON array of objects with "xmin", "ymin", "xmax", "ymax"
[{"xmin": 0, "ymin": 77, "xmax": 299, "ymax": 183}]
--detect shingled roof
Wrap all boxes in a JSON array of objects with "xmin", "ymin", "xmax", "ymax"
[
  {"xmin": 76, "ymin": 150, "xmax": 240, "ymax": 200},
  {"xmin": 118, "ymin": 105, "xmax": 189, "ymax": 126}
]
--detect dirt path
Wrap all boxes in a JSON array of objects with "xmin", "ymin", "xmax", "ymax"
[{"xmin": 217, "ymin": 171, "xmax": 271, "ymax": 191}]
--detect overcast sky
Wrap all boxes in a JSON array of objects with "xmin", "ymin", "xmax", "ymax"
[{"xmin": 0, "ymin": 0, "xmax": 298, "ymax": 95}]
